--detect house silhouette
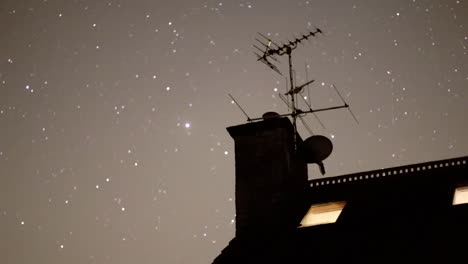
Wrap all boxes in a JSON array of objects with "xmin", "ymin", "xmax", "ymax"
[{"xmin": 212, "ymin": 117, "xmax": 468, "ymax": 264}]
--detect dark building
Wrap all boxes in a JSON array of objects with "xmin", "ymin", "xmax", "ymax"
[{"xmin": 213, "ymin": 117, "xmax": 468, "ymax": 264}]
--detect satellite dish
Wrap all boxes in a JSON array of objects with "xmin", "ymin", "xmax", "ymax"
[
  {"xmin": 262, "ymin": 112, "xmax": 280, "ymax": 120},
  {"xmin": 300, "ymin": 135, "xmax": 333, "ymax": 175},
  {"xmin": 300, "ymin": 135, "xmax": 333, "ymax": 163}
]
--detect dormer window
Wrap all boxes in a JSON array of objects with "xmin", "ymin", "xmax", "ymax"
[
  {"xmin": 453, "ymin": 186, "xmax": 468, "ymax": 205},
  {"xmin": 299, "ymin": 201, "xmax": 346, "ymax": 227}
]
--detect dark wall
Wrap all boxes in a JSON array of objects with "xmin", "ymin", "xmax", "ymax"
[{"xmin": 227, "ymin": 118, "xmax": 308, "ymax": 236}]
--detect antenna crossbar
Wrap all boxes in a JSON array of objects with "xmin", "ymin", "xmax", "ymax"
[
  {"xmin": 258, "ymin": 28, "xmax": 323, "ymax": 60},
  {"xmin": 247, "ymin": 104, "xmax": 349, "ymax": 122},
  {"xmin": 228, "ymin": 94, "xmax": 252, "ymax": 122}
]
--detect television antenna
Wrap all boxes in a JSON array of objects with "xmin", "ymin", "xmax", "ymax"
[{"xmin": 229, "ymin": 28, "xmax": 359, "ymax": 174}]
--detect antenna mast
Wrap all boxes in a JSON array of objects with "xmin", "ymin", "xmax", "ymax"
[
  {"xmin": 254, "ymin": 28, "xmax": 357, "ymax": 151},
  {"xmin": 256, "ymin": 29, "xmax": 316, "ymax": 149}
]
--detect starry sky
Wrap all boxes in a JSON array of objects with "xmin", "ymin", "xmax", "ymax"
[{"xmin": 0, "ymin": 0, "xmax": 467, "ymax": 263}]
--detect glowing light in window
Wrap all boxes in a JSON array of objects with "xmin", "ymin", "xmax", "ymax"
[
  {"xmin": 299, "ymin": 201, "xmax": 346, "ymax": 227},
  {"xmin": 453, "ymin": 186, "xmax": 468, "ymax": 205}
]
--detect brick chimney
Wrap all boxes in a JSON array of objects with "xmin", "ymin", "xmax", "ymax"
[{"xmin": 227, "ymin": 117, "xmax": 309, "ymax": 236}]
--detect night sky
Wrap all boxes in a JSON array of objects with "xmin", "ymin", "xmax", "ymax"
[{"xmin": 1, "ymin": 0, "xmax": 467, "ymax": 263}]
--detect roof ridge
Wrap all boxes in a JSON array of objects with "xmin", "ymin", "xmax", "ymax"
[{"xmin": 309, "ymin": 156, "xmax": 468, "ymax": 188}]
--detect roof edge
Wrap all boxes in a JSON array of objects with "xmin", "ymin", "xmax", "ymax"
[{"xmin": 309, "ymin": 156, "xmax": 468, "ymax": 188}]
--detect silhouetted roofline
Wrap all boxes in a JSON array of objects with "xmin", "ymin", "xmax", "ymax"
[{"xmin": 309, "ymin": 156, "xmax": 468, "ymax": 188}]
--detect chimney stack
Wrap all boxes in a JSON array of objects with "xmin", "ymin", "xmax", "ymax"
[{"xmin": 227, "ymin": 117, "xmax": 308, "ymax": 236}]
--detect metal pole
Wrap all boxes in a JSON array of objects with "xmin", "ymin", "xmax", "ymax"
[{"xmin": 287, "ymin": 48, "xmax": 297, "ymax": 151}]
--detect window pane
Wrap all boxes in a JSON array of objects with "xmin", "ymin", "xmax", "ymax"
[
  {"xmin": 300, "ymin": 201, "xmax": 346, "ymax": 227},
  {"xmin": 453, "ymin": 186, "xmax": 468, "ymax": 205}
]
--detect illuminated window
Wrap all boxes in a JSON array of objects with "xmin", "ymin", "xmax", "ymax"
[
  {"xmin": 453, "ymin": 186, "xmax": 468, "ymax": 205},
  {"xmin": 299, "ymin": 201, "xmax": 346, "ymax": 227}
]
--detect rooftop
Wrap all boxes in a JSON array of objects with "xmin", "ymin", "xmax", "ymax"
[{"xmin": 309, "ymin": 156, "xmax": 468, "ymax": 188}]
